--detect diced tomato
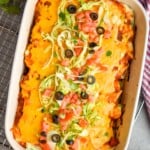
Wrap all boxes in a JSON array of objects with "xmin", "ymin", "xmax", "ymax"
[
  {"xmin": 81, "ymin": 25, "xmax": 91, "ymax": 33},
  {"xmin": 79, "ymin": 137, "xmax": 88, "ymax": 144},
  {"xmin": 88, "ymin": 94, "xmax": 95, "ymax": 103},
  {"xmin": 84, "ymin": 10, "xmax": 91, "ymax": 18},
  {"xmin": 79, "ymin": 118, "xmax": 88, "ymax": 128},
  {"xmin": 42, "ymin": 88, "xmax": 52, "ymax": 97},
  {"xmin": 61, "ymin": 59, "xmax": 70, "ymax": 67},
  {"xmin": 60, "ymin": 93, "xmax": 71, "ymax": 109},
  {"xmin": 71, "ymin": 67, "xmax": 81, "ymax": 76},
  {"xmin": 59, "ymin": 109, "xmax": 74, "ymax": 122},
  {"xmin": 74, "ymin": 47, "xmax": 83, "ymax": 56},
  {"xmin": 76, "ymin": 10, "xmax": 99, "ymax": 42},
  {"xmin": 59, "ymin": 109, "xmax": 74, "ymax": 131},
  {"xmin": 40, "ymin": 143, "xmax": 51, "ymax": 150},
  {"xmin": 70, "ymin": 138, "xmax": 80, "ymax": 150},
  {"xmin": 76, "ymin": 12, "xmax": 85, "ymax": 20},
  {"xmin": 70, "ymin": 93, "xmax": 79, "ymax": 104}
]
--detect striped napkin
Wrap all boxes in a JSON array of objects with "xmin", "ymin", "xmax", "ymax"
[{"xmin": 139, "ymin": 0, "xmax": 150, "ymax": 116}]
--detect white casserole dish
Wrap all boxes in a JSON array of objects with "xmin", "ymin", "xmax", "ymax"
[{"xmin": 5, "ymin": 0, "xmax": 149, "ymax": 150}]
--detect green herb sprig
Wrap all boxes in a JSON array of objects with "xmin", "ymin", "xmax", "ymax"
[{"xmin": 0, "ymin": 0, "xmax": 21, "ymax": 14}]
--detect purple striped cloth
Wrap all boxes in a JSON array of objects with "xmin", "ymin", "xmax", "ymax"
[{"xmin": 139, "ymin": 0, "xmax": 150, "ymax": 116}]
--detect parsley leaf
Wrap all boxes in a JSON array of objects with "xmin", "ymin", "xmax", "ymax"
[
  {"xmin": 59, "ymin": 11, "xmax": 66, "ymax": 21},
  {"xmin": 106, "ymin": 50, "xmax": 112, "ymax": 56}
]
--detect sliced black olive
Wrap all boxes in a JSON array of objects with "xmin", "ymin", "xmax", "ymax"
[
  {"xmin": 88, "ymin": 50, "xmax": 95, "ymax": 54},
  {"xmin": 51, "ymin": 134, "xmax": 61, "ymax": 143},
  {"xmin": 52, "ymin": 114, "xmax": 59, "ymax": 124},
  {"xmin": 89, "ymin": 12, "xmax": 98, "ymax": 21},
  {"xmin": 67, "ymin": 4, "xmax": 77, "ymax": 14},
  {"xmin": 66, "ymin": 139, "xmax": 74, "ymax": 145},
  {"xmin": 89, "ymin": 42, "xmax": 97, "ymax": 48},
  {"xmin": 65, "ymin": 49, "xmax": 73, "ymax": 58},
  {"xmin": 55, "ymin": 91, "xmax": 64, "ymax": 100},
  {"xmin": 87, "ymin": 75, "xmax": 96, "ymax": 84},
  {"xmin": 39, "ymin": 139, "xmax": 47, "ymax": 144},
  {"xmin": 80, "ymin": 91, "xmax": 89, "ymax": 99},
  {"xmin": 40, "ymin": 131, "xmax": 47, "ymax": 137},
  {"xmin": 96, "ymin": 26, "xmax": 105, "ymax": 35}
]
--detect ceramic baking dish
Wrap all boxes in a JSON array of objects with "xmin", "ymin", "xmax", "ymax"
[{"xmin": 5, "ymin": 0, "xmax": 149, "ymax": 150}]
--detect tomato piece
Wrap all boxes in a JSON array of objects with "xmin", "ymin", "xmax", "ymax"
[
  {"xmin": 60, "ymin": 93, "xmax": 72, "ymax": 109},
  {"xmin": 70, "ymin": 138, "xmax": 80, "ymax": 150},
  {"xmin": 79, "ymin": 137, "xmax": 88, "ymax": 143},
  {"xmin": 59, "ymin": 109, "xmax": 74, "ymax": 122},
  {"xmin": 61, "ymin": 59, "xmax": 70, "ymax": 66},
  {"xmin": 79, "ymin": 118, "xmax": 88, "ymax": 128},
  {"xmin": 40, "ymin": 143, "xmax": 51, "ymax": 150},
  {"xmin": 88, "ymin": 94, "xmax": 95, "ymax": 103},
  {"xmin": 59, "ymin": 109, "xmax": 74, "ymax": 131},
  {"xmin": 71, "ymin": 67, "xmax": 80, "ymax": 76},
  {"xmin": 74, "ymin": 47, "xmax": 83, "ymax": 56}
]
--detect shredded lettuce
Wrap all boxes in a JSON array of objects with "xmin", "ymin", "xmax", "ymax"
[
  {"xmin": 78, "ymin": 1, "xmax": 102, "ymax": 11},
  {"xmin": 39, "ymin": 75, "xmax": 55, "ymax": 92},
  {"xmin": 83, "ymin": 103, "xmax": 100, "ymax": 124},
  {"xmin": 49, "ymin": 101, "xmax": 60, "ymax": 114}
]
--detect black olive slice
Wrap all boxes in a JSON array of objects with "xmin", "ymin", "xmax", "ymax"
[
  {"xmin": 80, "ymin": 91, "xmax": 89, "ymax": 99},
  {"xmin": 51, "ymin": 134, "xmax": 61, "ymax": 143},
  {"xmin": 55, "ymin": 91, "xmax": 64, "ymax": 100},
  {"xmin": 65, "ymin": 49, "xmax": 73, "ymax": 58},
  {"xmin": 52, "ymin": 114, "xmax": 59, "ymax": 124},
  {"xmin": 67, "ymin": 4, "xmax": 77, "ymax": 14},
  {"xmin": 89, "ymin": 12, "xmax": 98, "ymax": 20},
  {"xmin": 66, "ymin": 139, "xmax": 74, "ymax": 145},
  {"xmin": 96, "ymin": 26, "xmax": 105, "ymax": 35},
  {"xmin": 87, "ymin": 75, "xmax": 96, "ymax": 84},
  {"xmin": 89, "ymin": 42, "xmax": 97, "ymax": 48}
]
